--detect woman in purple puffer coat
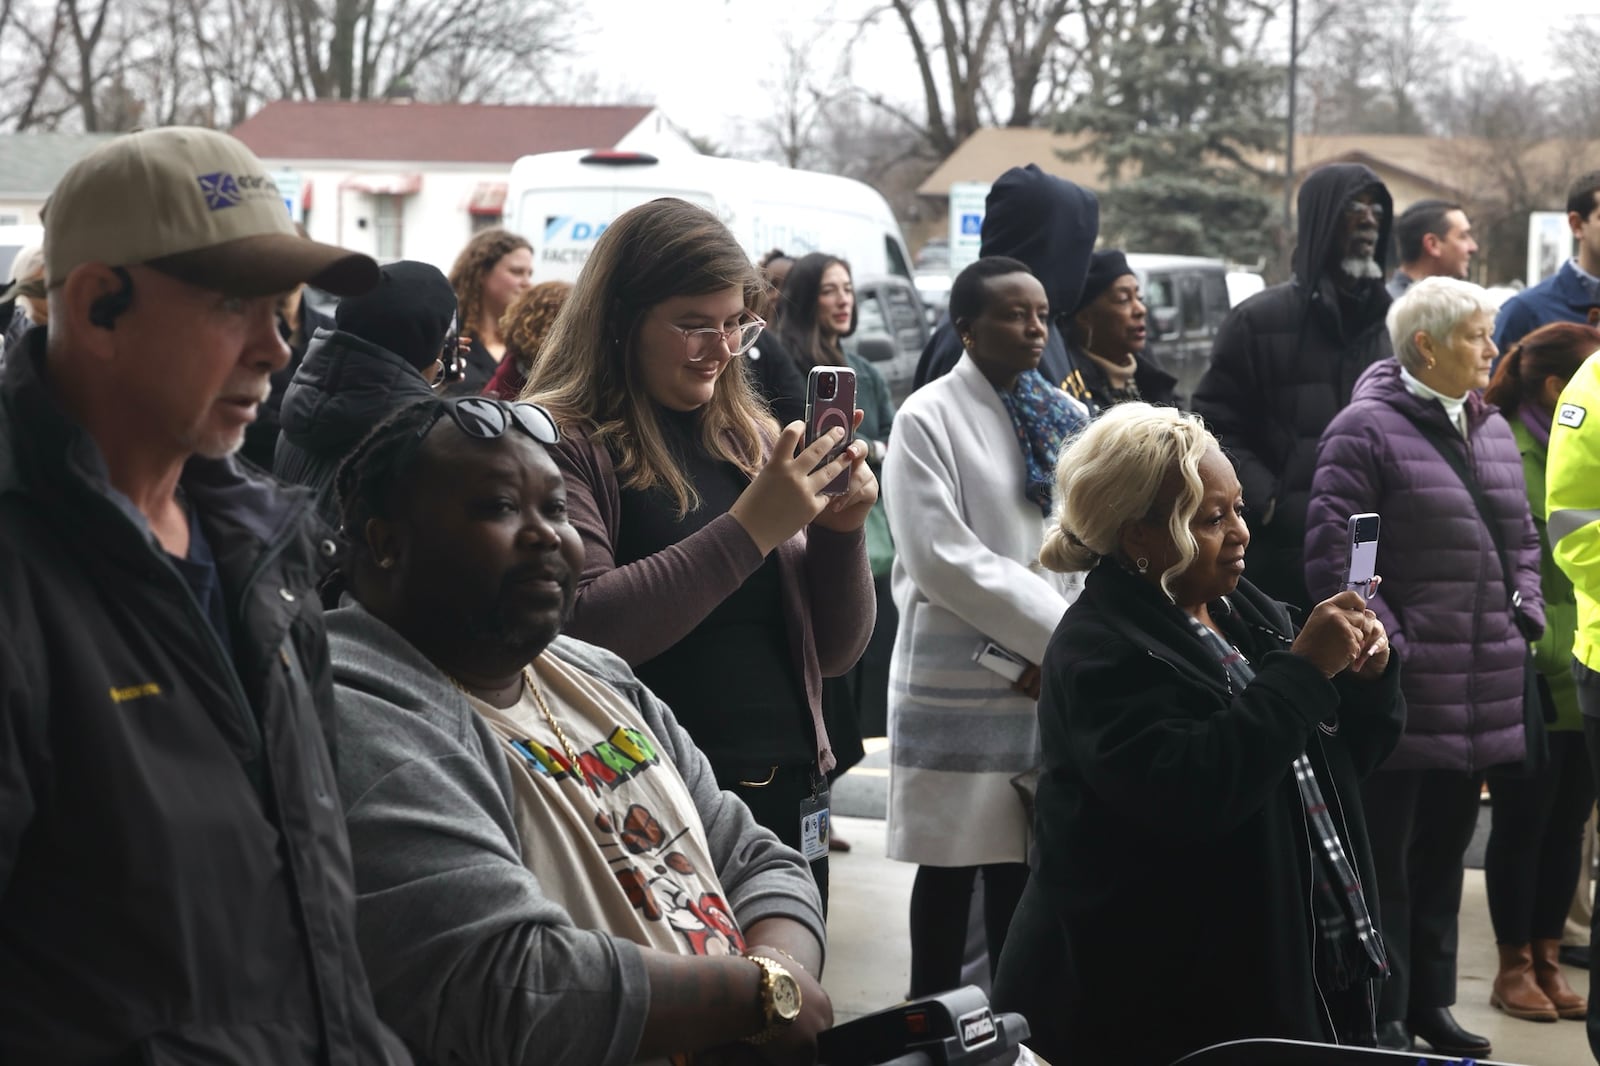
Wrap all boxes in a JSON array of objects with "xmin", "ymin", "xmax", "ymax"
[{"xmin": 1305, "ymin": 277, "xmax": 1545, "ymax": 1060}]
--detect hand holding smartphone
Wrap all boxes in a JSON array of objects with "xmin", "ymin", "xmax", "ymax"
[
  {"xmin": 1345, "ymin": 513, "xmax": 1380, "ymax": 601},
  {"xmin": 804, "ymin": 365, "xmax": 856, "ymax": 496}
]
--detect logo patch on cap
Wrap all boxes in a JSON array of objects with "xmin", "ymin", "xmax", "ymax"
[
  {"xmin": 198, "ymin": 172, "xmax": 243, "ymax": 211},
  {"xmin": 1559, "ymin": 403, "xmax": 1587, "ymax": 429}
]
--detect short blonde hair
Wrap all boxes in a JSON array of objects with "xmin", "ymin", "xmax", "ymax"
[
  {"xmin": 1388, "ymin": 276, "xmax": 1499, "ymax": 374},
  {"xmin": 1040, "ymin": 402, "xmax": 1217, "ymax": 601}
]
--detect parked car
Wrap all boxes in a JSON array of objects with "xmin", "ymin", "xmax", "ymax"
[
  {"xmin": 1126, "ymin": 253, "xmax": 1234, "ymax": 409},
  {"xmin": 850, "ymin": 274, "xmax": 930, "ymax": 404},
  {"xmin": 914, "ymin": 237, "xmax": 950, "ymax": 273}
]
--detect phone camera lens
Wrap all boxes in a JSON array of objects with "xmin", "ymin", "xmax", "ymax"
[{"xmin": 818, "ymin": 373, "xmax": 837, "ymax": 401}]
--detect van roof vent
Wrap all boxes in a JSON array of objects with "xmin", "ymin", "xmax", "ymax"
[{"xmin": 579, "ymin": 150, "xmax": 659, "ymax": 167}]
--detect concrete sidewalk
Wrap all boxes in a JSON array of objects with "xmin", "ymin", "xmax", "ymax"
[{"xmin": 821, "ymin": 811, "xmax": 1592, "ymax": 1065}]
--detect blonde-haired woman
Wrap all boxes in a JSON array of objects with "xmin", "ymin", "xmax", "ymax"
[
  {"xmin": 524, "ymin": 197, "xmax": 878, "ymax": 905},
  {"xmin": 991, "ymin": 402, "xmax": 1403, "ymax": 1065}
]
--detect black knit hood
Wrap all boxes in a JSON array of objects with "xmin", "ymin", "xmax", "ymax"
[
  {"xmin": 980, "ymin": 164, "xmax": 1100, "ymax": 315},
  {"xmin": 1292, "ymin": 163, "xmax": 1394, "ymax": 295}
]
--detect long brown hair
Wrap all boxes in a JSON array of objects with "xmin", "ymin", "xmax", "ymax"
[
  {"xmin": 522, "ymin": 198, "xmax": 770, "ymax": 515},
  {"xmin": 448, "ymin": 228, "xmax": 531, "ymax": 341},
  {"xmin": 1484, "ymin": 321, "xmax": 1600, "ymax": 416}
]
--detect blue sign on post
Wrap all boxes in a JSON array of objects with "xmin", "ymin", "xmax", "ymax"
[{"xmin": 948, "ymin": 182, "xmax": 991, "ymax": 277}]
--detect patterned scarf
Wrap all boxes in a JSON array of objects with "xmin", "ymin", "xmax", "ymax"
[
  {"xmin": 1184, "ymin": 613, "xmax": 1389, "ymax": 1030},
  {"xmin": 995, "ymin": 369, "xmax": 1087, "ymax": 516}
]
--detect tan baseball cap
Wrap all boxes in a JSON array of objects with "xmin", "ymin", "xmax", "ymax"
[{"xmin": 45, "ymin": 126, "xmax": 378, "ymax": 297}]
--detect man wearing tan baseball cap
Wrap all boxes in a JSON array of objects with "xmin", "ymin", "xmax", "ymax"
[{"xmin": 0, "ymin": 127, "xmax": 409, "ymax": 1064}]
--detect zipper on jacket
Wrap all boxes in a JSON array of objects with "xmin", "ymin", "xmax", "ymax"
[
  {"xmin": 150, "ymin": 550, "xmax": 265, "ymax": 779},
  {"xmin": 1142, "ymin": 647, "xmax": 1233, "ymax": 696}
]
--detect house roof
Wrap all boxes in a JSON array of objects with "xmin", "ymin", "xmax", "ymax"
[
  {"xmin": 916, "ymin": 128, "xmax": 1590, "ymax": 206},
  {"xmin": 0, "ymin": 132, "xmax": 117, "ymax": 195},
  {"xmin": 230, "ymin": 101, "xmax": 658, "ymax": 164}
]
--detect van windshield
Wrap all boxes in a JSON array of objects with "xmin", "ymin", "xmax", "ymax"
[{"xmin": 513, "ymin": 187, "xmax": 718, "ymax": 280}]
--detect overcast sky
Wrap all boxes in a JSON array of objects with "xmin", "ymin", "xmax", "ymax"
[{"xmin": 558, "ymin": 0, "xmax": 1591, "ymax": 155}]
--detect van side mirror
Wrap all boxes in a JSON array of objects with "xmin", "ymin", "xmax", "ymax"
[{"xmin": 856, "ymin": 334, "xmax": 896, "ymax": 363}]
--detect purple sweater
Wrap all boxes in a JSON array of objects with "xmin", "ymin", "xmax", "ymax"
[
  {"xmin": 1304, "ymin": 359, "xmax": 1544, "ymax": 773},
  {"xmin": 549, "ymin": 422, "xmax": 875, "ymax": 775}
]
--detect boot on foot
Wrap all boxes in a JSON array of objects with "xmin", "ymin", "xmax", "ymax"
[
  {"xmin": 1533, "ymin": 938, "xmax": 1587, "ymax": 1019},
  {"xmin": 1491, "ymin": 942, "xmax": 1559, "ymax": 1021},
  {"xmin": 1409, "ymin": 1006, "xmax": 1493, "ymax": 1057}
]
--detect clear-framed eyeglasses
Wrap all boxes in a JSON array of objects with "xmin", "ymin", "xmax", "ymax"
[{"xmin": 665, "ymin": 315, "xmax": 767, "ymax": 362}]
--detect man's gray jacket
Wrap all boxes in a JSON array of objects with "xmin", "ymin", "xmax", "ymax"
[{"xmin": 327, "ymin": 601, "xmax": 827, "ymax": 1066}]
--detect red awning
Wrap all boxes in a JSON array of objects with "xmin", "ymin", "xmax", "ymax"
[
  {"xmin": 468, "ymin": 181, "xmax": 507, "ymax": 216},
  {"xmin": 340, "ymin": 173, "xmax": 422, "ymax": 196}
]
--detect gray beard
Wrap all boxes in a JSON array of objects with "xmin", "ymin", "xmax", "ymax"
[{"xmin": 1339, "ymin": 257, "xmax": 1383, "ymax": 281}]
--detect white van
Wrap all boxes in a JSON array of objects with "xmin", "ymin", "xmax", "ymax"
[{"xmin": 502, "ymin": 150, "xmax": 915, "ymax": 284}]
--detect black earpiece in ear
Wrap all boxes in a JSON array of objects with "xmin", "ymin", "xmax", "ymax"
[{"xmin": 88, "ymin": 267, "xmax": 134, "ymax": 331}]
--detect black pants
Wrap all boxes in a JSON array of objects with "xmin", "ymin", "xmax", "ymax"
[
  {"xmin": 1485, "ymin": 730, "xmax": 1595, "ymax": 944},
  {"xmin": 1570, "ymin": 664, "xmax": 1600, "ymax": 1061},
  {"xmin": 908, "ymin": 862, "xmax": 1029, "ymax": 998},
  {"xmin": 1362, "ymin": 767, "xmax": 1484, "ymax": 1022},
  {"xmin": 718, "ymin": 763, "xmax": 829, "ymax": 914}
]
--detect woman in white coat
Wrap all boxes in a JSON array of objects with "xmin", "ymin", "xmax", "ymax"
[{"xmin": 883, "ymin": 255, "xmax": 1088, "ymax": 996}]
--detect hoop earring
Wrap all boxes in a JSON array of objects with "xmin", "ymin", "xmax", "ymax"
[{"xmin": 1136, "ymin": 557, "xmax": 1149, "ymax": 574}]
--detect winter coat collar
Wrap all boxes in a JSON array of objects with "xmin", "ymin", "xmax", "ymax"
[
  {"xmin": 1351, "ymin": 357, "xmax": 1497, "ymax": 435},
  {"xmin": 1075, "ymin": 560, "xmax": 1297, "ymax": 696}
]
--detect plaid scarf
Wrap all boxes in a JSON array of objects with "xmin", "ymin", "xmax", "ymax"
[
  {"xmin": 1184, "ymin": 614, "xmax": 1389, "ymax": 1019},
  {"xmin": 995, "ymin": 369, "xmax": 1087, "ymax": 516}
]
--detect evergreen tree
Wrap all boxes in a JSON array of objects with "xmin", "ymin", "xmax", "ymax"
[{"xmin": 1058, "ymin": 0, "xmax": 1284, "ymax": 263}]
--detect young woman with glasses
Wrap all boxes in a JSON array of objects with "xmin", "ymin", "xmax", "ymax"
[{"xmin": 523, "ymin": 198, "xmax": 879, "ymax": 906}]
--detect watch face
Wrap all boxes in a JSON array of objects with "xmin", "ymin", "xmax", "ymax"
[{"xmin": 772, "ymin": 971, "xmax": 802, "ymax": 1021}]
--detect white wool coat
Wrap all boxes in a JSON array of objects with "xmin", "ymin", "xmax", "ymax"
[{"xmin": 882, "ymin": 355, "xmax": 1081, "ymax": 867}]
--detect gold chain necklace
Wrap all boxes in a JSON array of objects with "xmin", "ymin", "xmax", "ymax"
[{"xmin": 447, "ymin": 667, "xmax": 590, "ymax": 788}]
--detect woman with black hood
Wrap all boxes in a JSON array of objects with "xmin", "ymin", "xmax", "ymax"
[
  {"xmin": 1061, "ymin": 250, "xmax": 1177, "ymax": 415},
  {"xmin": 274, "ymin": 260, "xmax": 456, "ymax": 523}
]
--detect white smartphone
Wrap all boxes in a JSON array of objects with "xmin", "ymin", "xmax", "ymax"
[
  {"xmin": 1345, "ymin": 513, "xmax": 1380, "ymax": 599},
  {"xmin": 973, "ymin": 640, "xmax": 1028, "ymax": 683}
]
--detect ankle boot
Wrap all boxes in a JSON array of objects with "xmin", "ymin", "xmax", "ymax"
[
  {"xmin": 1490, "ymin": 943, "xmax": 1559, "ymax": 1021},
  {"xmin": 1533, "ymin": 938, "xmax": 1588, "ymax": 1019}
]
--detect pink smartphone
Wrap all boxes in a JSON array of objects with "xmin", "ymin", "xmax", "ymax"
[{"xmin": 804, "ymin": 365, "xmax": 856, "ymax": 496}]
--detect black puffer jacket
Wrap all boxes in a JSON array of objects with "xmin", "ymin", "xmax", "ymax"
[
  {"xmin": 912, "ymin": 164, "xmax": 1099, "ymax": 392},
  {"xmin": 0, "ymin": 334, "xmax": 407, "ymax": 1064},
  {"xmin": 274, "ymin": 329, "xmax": 436, "ymax": 524},
  {"xmin": 1193, "ymin": 163, "xmax": 1394, "ymax": 610}
]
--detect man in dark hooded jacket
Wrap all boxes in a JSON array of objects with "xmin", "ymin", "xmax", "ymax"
[
  {"xmin": 274, "ymin": 260, "xmax": 453, "ymax": 523},
  {"xmin": 913, "ymin": 164, "xmax": 1099, "ymax": 392},
  {"xmin": 1193, "ymin": 163, "xmax": 1395, "ymax": 612}
]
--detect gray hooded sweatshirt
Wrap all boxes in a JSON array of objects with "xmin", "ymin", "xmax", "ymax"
[{"xmin": 326, "ymin": 602, "xmax": 827, "ymax": 1066}]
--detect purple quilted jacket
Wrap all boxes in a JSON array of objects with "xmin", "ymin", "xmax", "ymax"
[{"xmin": 1304, "ymin": 359, "xmax": 1544, "ymax": 773}]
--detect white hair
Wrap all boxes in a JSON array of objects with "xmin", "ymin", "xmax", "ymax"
[
  {"xmin": 8, "ymin": 244, "xmax": 42, "ymax": 284},
  {"xmin": 1040, "ymin": 402, "xmax": 1216, "ymax": 602},
  {"xmin": 1387, "ymin": 276, "xmax": 1499, "ymax": 374}
]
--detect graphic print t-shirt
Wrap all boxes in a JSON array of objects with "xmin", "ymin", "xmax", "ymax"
[{"xmin": 466, "ymin": 653, "xmax": 746, "ymax": 957}]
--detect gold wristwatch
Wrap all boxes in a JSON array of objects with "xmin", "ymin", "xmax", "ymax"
[{"xmin": 743, "ymin": 953, "xmax": 802, "ymax": 1044}]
